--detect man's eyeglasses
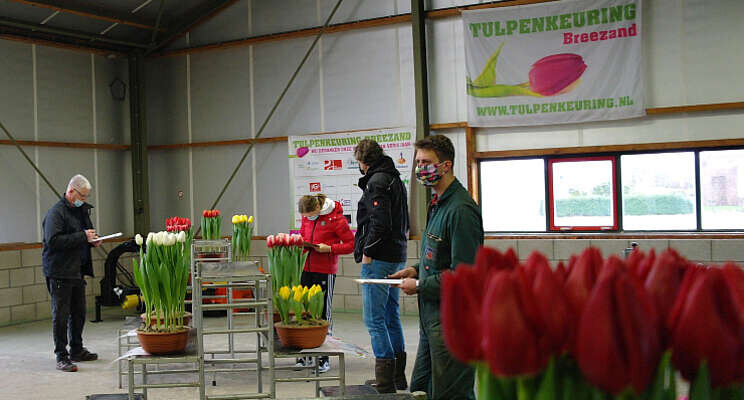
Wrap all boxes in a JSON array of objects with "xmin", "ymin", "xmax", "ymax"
[{"xmin": 73, "ymin": 188, "xmax": 89, "ymax": 200}]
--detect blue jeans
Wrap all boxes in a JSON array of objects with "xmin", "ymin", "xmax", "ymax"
[{"xmin": 361, "ymin": 259, "xmax": 406, "ymax": 359}]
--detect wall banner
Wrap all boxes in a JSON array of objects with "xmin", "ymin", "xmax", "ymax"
[
  {"xmin": 288, "ymin": 128, "xmax": 415, "ymax": 230},
  {"xmin": 463, "ymin": 0, "xmax": 644, "ymax": 127}
]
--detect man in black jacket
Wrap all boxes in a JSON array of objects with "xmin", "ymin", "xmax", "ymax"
[
  {"xmin": 42, "ymin": 174, "xmax": 101, "ymax": 372},
  {"xmin": 354, "ymin": 139, "xmax": 410, "ymax": 393}
]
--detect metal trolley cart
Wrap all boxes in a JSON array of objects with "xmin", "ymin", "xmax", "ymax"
[{"xmin": 191, "ymin": 239, "xmax": 275, "ymax": 400}]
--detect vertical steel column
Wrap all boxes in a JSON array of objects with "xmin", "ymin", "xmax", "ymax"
[
  {"xmin": 411, "ymin": 0, "xmax": 431, "ymax": 236},
  {"xmin": 129, "ymin": 55, "xmax": 150, "ymax": 234}
]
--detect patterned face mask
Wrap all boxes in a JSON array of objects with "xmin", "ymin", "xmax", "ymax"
[{"xmin": 415, "ymin": 162, "xmax": 443, "ymax": 186}]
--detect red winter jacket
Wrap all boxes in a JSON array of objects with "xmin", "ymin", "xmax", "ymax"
[{"xmin": 300, "ymin": 200, "xmax": 354, "ymax": 274}]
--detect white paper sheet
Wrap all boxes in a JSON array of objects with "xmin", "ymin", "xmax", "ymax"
[
  {"xmin": 354, "ymin": 278, "xmax": 403, "ymax": 285},
  {"xmin": 96, "ymin": 232, "xmax": 123, "ymax": 241}
]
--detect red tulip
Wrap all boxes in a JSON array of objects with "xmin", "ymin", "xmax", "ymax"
[
  {"xmin": 441, "ymin": 264, "xmax": 485, "ymax": 363},
  {"xmin": 203, "ymin": 210, "xmax": 209, "ymax": 218},
  {"xmin": 266, "ymin": 235, "xmax": 275, "ymax": 248},
  {"xmin": 576, "ymin": 256, "xmax": 662, "ymax": 395},
  {"xmin": 668, "ymin": 266, "xmax": 744, "ymax": 387},
  {"xmin": 523, "ymin": 252, "xmax": 570, "ymax": 354},
  {"xmin": 555, "ymin": 261, "xmax": 567, "ymax": 284},
  {"xmin": 215, "ymin": 209, "xmax": 220, "ymax": 216},
  {"xmin": 564, "ymin": 247, "xmax": 603, "ymax": 317},
  {"xmin": 528, "ymin": 53, "xmax": 587, "ymax": 96},
  {"xmin": 644, "ymin": 249, "xmax": 687, "ymax": 324},
  {"xmin": 474, "ymin": 246, "xmax": 518, "ymax": 274},
  {"xmin": 482, "ymin": 268, "xmax": 546, "ymax": 376}
]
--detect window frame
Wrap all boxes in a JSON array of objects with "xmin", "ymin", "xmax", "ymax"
[{"xmin": 478, "ymin": 145, "xmax": 744, "ymax": 234}]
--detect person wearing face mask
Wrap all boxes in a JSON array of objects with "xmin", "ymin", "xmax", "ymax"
[
  {"xmin": 353, "ymin": 138, "xmax": 410, "ymax": 394},
  {"xmin": 42, "ymin": 174, "xmax": 102, "ymax": 372},
  {"xmin": 295, "ymin": 193, "xmax": 354, "ymax": 373},
  {"xmin": 389, "ymin": 135, "xmax": 483, "ymax": 400}
]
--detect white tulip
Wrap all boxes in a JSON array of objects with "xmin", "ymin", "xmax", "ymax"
[
  {"xmin": 177, "ymin": 231, "xmax": 186, "ymax": 243},
  {"xmin": 135, "ymin": 234, "xmax": 143, "ymax": 246},
  {"xmin": 154, "ymin": 231, "xmax": 164, "ymax": 246},
  {"xmin": 168, "ymin": 232, "xmax": 177, "ymax": 246},
  {"xmin": 146, "ymin": 232, "xmax": 154, "ymax": 245}
]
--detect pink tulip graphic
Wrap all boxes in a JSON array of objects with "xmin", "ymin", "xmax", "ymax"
[
  {"xmin": 528, "ymin": 53, "xmax": 587, "ymax": 96},
  {"xmin": 296, "ymin": 146, "xmax": 309, "ymax": 158}
]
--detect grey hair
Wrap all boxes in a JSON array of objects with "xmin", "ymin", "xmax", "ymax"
[{"xmin": 67, "ymin": 174, "xmax": 92, "ymax": 191}]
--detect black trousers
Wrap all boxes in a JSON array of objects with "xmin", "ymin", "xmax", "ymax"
[{"xmin": 46, "ymin": 277, "xmax": 86, "ymax": 361}]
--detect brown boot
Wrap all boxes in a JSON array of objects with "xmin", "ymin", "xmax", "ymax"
[
  {"xmin": 364, "ymin": 358, "xmax": 396, "ymax": 393},
  {"xmin": 394, "ymin": 352, "xmax": 408, "ymax": 390}
]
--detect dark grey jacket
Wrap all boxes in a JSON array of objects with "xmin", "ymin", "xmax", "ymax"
[
  {"xmin": 354, "ymin": 155, "xmax": 409, "ymax": 263},
  {"xmin": 42, "ymin": 198, "xmax": 95, "ymax": 279}
]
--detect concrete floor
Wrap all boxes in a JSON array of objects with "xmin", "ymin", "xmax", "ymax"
[{"xmin": 0, "ymin": 309, "xmax": 421, "ymax": 400}]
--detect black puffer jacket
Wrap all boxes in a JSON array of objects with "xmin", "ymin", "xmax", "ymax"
[
  {"xmin": 354, "ymin": 155, "xmax": 409, "ymax": 263},
  {"xmin": 42, "ymin": 198, "xmax": 95, "ymax": 279}
]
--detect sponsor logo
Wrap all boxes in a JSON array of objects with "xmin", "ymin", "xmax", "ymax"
[{"xmin": 309, "ymin": 182, "xmax": 321, "ymax": 192}]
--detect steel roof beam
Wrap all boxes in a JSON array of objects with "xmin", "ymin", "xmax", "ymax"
[
  {"xmin": 6, "ymin": 0, "xmax": 161, "ymax": 31},
  {"xmin": 0, "ymin": 15, "xmax": 150, "ymax": 48}
]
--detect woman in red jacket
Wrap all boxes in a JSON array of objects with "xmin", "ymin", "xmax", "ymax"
[{"xmin": 297, "ymin": 194, "xmax": 354, "ymax": 372}]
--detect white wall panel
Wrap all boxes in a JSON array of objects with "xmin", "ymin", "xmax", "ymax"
[
  {"xmin": 323, "ymin": 28, "xmax": 400, "ymax": 131},
  {"xmin": 397, "ymin": 25, "xmax": 416, "ymax": 126},
  {"xmin": 427, "ymin": 18, "xmax": 460, "ymax": 124},
  {"xmin": 681, "ymin": 0, "xmax": 744, "ymax": 105},
  {"xmin": 0, "ymin": 148, "xmax": 38, "ymax": 243},
  {"xmin": 0, "ymin": 41, "xmax": 33, "ymax": 140},
  {"xmin": 36, "ymin": 47, "xmax": 92, "ymax": 142},
  {"xmin": 255, "ymin": 142, "xmax": 290, "ymax": 235},
  {"xmin": 97, "ymin": 151, "xmax": 130, "ymax": 235},
  {"xmin": 644, "ymin": 0, "xmax": 685, "ymax": 107},
  {"xmin": 253, "ymin": 38, "xmax": 321, "ymax": 137},
  {"xmin": 37, "ymin": 148, "xmax": 95, "ymax": 217},
  {"xmin": 191, "ymin": 146, "xmax": 254, "ymax": 235},
  {"xmin": 95, "ymin": 56, "xmax": 128, "ymax": 145},
  {"xmin": 320, "ymin": 0, "xmax": 396, "ymax": 23},
  {"xmin": 190, "ymin": 0, "xmax": 251, "ymax": 46},
  {"xmin": 252, "ymin": 0, "xmax": 319, "ymax": 37},
  {"xmin": 148, "ymin": 151, "xmax": 190, "ymax": 232},
  {"xmin": 145, "ymin": 56, "xmax": 188, "ymax": 145},
  {"xmin": 479, "ymin": 126, "xmax": 582, "ymax": 152},
  {"xmin": 191, "ymin": 48, "xmax": 252, "ymax": 142}
]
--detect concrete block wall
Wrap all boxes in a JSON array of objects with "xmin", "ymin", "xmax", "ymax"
[
  {"xmin": 0, "ymin": 242, "xmax": 136, "ymax": 327},
  {"xmin": 249, "ymin": 237, "xmax": 744, "ymax": 315},
  {"xmin": 3, "ymin": 237, "xmax": 742, "ymax": 326}
]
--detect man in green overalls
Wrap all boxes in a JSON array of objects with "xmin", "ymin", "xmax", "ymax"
[{"xmin": 390, "ymin": 135, "xmax": 483, "ymax": 399}]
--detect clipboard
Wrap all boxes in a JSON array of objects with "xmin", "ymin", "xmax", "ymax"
[
  {"xmin": 355, "ymin": 278, "xmax": 404, "ymax": 285},
  {"xmin": 95, "ymin": 232, "xmax": 122, "ymax": 241},
  {"xmin": 303, "ymin": 241, "xmax": 319, "ymax": 249}
]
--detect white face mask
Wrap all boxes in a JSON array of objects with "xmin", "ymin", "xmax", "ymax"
[{"xmin": 306, "ymin": 215, "xmax": 319, "ymax": 221}]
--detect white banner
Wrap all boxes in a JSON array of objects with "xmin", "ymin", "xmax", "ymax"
[
  {"xmin": 463, "ymin": 0, "xmax": 644, "ymax": 127},
  {"xmin": 288, "ymin": 128, "xmax": 415, "ymax": 231}
]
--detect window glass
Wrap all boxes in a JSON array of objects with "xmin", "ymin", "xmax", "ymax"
[
  {"xmin": 700, "ymin": 149, "xmax": 744, "ymax": 229},
  {"xmin": 550, "ymin": 157, "xmax": 616, "ymax": 230},
  {"xmin": 481, "ymin": 159, "xmax": 546, "ymax": 231},
  {"xmin": 620, "ymin": 152, "xmax": 696, "ymax": 230}
]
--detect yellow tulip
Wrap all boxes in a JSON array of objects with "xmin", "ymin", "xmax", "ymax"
[
  {"xmin": 279, "ymin": 286, "xmax": 291, "ymax": 300},
  {"xmin": 231, "ymin": 215, "xmax": 238, "ymax": 224},
  {"xmin": 293, "ymin": 289, "xmax": 304, "ymax": 303},
  {"xmin": 248, "ymin": 215, "xmax": 254, "ymax": 224}
]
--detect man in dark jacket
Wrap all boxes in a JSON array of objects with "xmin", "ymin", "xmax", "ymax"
[
  {"xmin": 391, "ymin": 135, "xmax": 483, "ymax": 399},
  {"xmin": 42, "ymin": 174, "xmax": 101, "ymax": 372},
  {"xmin": 354, "ymin": 138, "xmax": 410, "ymax": 393}
]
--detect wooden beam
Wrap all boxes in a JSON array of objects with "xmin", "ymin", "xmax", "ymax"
[
  {"xmin": 465, "ymin": 125, "xmax": 480, "ymax": 204},
  {"xmin": 0, "ymin": 33, "xmax": 123, "ymax": 55},
  {"xmin": 0, "ymin": 139, "xmax": 130, "ymax": 150},
  {"xmin": 430, "ymin": 122, "xmax": 468, "ymax": 130},
  {"xmin": 7, "ymin": 0, "xmax": 159, "ymax": 31},
  {"xmin": 148, "ymin": 137, "xmax": 285, "ymax": 151},
  {"xmin": 646, "ymin": 101, "xmax": 744, "ymax": 115},
  {"xmin": 158, "ymin": 14, "xmax": 411, "ymax": 57},
  {"xmin": 426, "ymin": 0, "xmax": 558, "ymax": 19},
  {"xmin": 475, "ymin": 138, "xmax": 744, "ymax": 159}
]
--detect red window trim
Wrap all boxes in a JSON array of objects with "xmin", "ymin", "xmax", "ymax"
[{"xmin": 548, "ymin": 156, "xmax": 618, "ymax": 231}]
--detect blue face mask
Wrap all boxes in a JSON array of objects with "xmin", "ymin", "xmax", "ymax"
[
  {"xmin": 73, "ymin": 199, "xmax": 84, "ymax": 207},
  {"xmin": 306, "ymin": 215, "xmax": 319, "ymax": 221}
]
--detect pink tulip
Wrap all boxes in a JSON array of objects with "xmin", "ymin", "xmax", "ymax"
[
  {"xmin": 528, "ymin": 53, "xmax": 587, "ymax": 96},
  {"xmin": 296, "ymin": 146, "xmax": 310, "ymax": 158},
  {"xmin": 266, "ymin": 235, "xmax": 275, "ymax": 248}
]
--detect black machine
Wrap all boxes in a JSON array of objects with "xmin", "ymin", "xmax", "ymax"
[{"xmin": 91, "ymin": 239, "xmax": 144, "ymax": 322}]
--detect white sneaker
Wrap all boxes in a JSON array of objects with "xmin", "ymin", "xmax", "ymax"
[
  {"xmin": 317, "ymin": 359, "xmax": 330, "ymax": 374},
  {"xmin": 294, "ymin": 357, "xmax": 306, "ymax": 370}
]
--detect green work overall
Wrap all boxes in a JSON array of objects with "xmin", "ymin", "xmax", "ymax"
[{"xmin": 409, "ymin": 179, "xmax": 484, "ymax": 400}]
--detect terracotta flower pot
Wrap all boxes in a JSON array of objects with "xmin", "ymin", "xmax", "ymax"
[
  {"xmin": 141, "ymin": 312, "xmax": 192, "ymax": 327},
  {"xmin": 136, "ymin": 327, "xmax": 190, "ymax": 355},
  {"xmin": 274, "ymin": 320, "xmax": 329, "ymax": 349}
]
